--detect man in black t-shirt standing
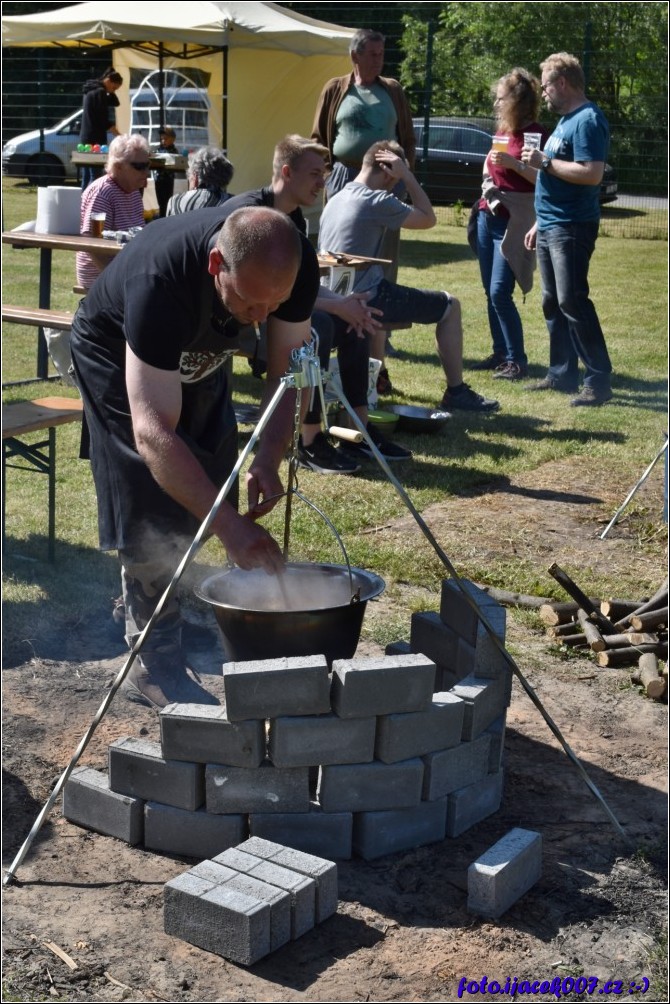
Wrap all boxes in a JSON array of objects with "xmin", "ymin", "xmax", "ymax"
[{"xmin": 70, "ymin": 205, "xmax": 319, "ymax": 708}]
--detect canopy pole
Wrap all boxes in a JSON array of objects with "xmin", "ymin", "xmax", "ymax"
[
  {"xmin": 222, "ymin": 44, "xmax": 228, "ymax": 152},
  {"xmin": 158, "ymin": 43, "xmax": 165, "ymax": 132}
]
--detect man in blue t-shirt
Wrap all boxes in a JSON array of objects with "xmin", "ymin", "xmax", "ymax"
[{"xmin": 522, "ymin": 52, "xmax": 612, "ymax": 406}]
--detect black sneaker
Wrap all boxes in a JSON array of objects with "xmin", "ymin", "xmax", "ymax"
[
  {"xmin": 297, "ymin": 432, "xmax": 360, "ymax": 475},
  {"xmin": 440, "ymin": 383, "xmax": 500, "ymax": 413},
  {"xmin": 343, "ymin": 423, "xmax": 412, "ymax": 462},
  {"xmin": 469, "ymin": 352, "xmax": 506, "ymax": 371}
]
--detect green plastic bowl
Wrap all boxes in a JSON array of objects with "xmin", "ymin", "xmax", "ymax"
[{"xmin": 368, "ymin": 409, "xmax": 399, "ymax": 434}]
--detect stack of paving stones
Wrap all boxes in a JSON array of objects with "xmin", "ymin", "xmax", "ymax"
[{"xmin": 63, "ymin": 579, "xmax": 512, "ymax": 957}]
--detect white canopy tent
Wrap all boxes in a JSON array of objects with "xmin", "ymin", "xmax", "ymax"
[{"xmin": 2, "ymin": 1, "xmax": 355, "ymax": 191}]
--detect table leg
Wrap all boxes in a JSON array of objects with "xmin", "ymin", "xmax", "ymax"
[{"xmin": 37, "ymin": 247, "xmax": 52, "ymax": 380}]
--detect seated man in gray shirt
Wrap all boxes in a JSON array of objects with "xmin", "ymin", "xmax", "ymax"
[{"xmin": 318, "ymin": 140, "xmax": 500, "ymax": 460}]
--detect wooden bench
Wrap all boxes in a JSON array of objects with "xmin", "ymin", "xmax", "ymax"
[
  {"xmin": 2, "ymin": 304, "xmax": 74, "ymax": 330},
  {"xmin": 3, "ymin": 396, "xmax": 83, "ymax": 561}
]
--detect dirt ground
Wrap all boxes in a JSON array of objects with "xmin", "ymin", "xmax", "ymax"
[{"xmin": 2, "ymin": 458, "xmax": 667, "ymax": 1003}]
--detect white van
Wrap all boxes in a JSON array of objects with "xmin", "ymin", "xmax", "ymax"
[{"xmin": 2, "ymin": 108, "xmax": 86, "ymax": 185}]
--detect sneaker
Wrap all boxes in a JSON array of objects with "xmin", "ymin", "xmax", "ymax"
[
  {"xmin": 527, "ymin": 377, "xmax": 578, "ymax": 393},
  {"xmin": 571, "ymin": 386, "xmax": 613, "ymax": 407},
  {"xmin": 297, "ymin": 432, "xmax": 360, "ymax": 475},
  {"xmin": 440, "ymin": 383, "xmax": 500, "ymax": 413},
  {"xmin": 469, "ymin": 352, "xmax": 506, "ymax": 371},
  {"xmin": 376, "ymin": 367, "xmax": 394, "ymax": 395},
  {"xmin": 492, "ymin": 361, "xmax": 528, "ymax": 381},
  {"xmin": 343, "ymin": 423, "xmax": 412, "ymax": 462}
]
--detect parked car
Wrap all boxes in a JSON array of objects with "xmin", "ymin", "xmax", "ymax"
[
  {"xmin": 2, "ymin": 108, "xmax": 86, "ymax": 185},
  {"xmin": 413, "ymin": 116, "xmax": 617, "ymax": 205}
]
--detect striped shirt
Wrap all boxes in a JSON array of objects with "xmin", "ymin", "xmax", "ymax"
[{"xmin": 76, "ymin": 175, "xmax": 145, "ymax": 289}]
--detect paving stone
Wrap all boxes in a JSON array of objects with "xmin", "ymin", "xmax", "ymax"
[
  {"xmin": 222, "ymin": 656, "xmax": 331, "ymax": 721},
  {"xmin": 237, "ymin": 836, "xmax": 338, "ymax": 922},
  {"xmin": 63, "ymin": 766, "xmax": 144, "ymax": 845},
  {"xmin": 446, "ymin": 770, "xmax": 504, "ymax": 838},
  {"xmin": 330, "ymin": 655, "xmax": 435, "ymax": 718},
  {"xmin": 422, "ymin": 734, "xmax": 492, "ymax": 800},
  {"xmin": 317, "ymin": 759, "xmax": 424, "ymax": 813},
  {"xmin": 467, "ymin": 827, "xmax": 542, "ymax": 918},
  {"xmin": 160, "ymin": 704, "xmax": 265, "ymax": 767},
  {"xmin": 440, "ymin": 579, "xmax": 506, "ymax": 645},
  {"xmin": 353, "ymin": 799, "xmax": 448, "ymax": 861},
  {"xmin": 268, "ymin": 713, "xmax": 376, "ymax": 767},
  {"xmin": 250, "ymin": 803, "xmax": 353, "ymax": 860},
  {"xmin": 375, "ymin": 692, "xmax": 465, "ymax": 764},
  {"xmin": 213, "ymin": 847, "xmax": 315, "ymax": 939},
  {"xmin": 190, "ymin": 860, "xmax": 291, "ymax": 951},
  {"xmin": 108, "ymin": 737, "xmax": 204, "ymax": 811},
  {"xmin": 206, "ymin": 761, "xmax": 310, "ymax": 814},
  {"xmin": 144, "ymin": 802, "xmax": 246, "ymax": 859},
  {"xmin": 451, "ymin": 674, "xmax": 512, "ymax": 741},
  {"xmin": 164, "ymin": 871, "xmax": 271, "ymax": 965}
]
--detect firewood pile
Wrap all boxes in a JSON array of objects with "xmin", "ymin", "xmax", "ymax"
[{"xmin": 540, "ymin": 564, "xmax": 668, "ymax": 702}]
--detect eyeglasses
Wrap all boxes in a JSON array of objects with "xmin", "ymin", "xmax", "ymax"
[
  {"xmin": 541, "ymin": 77, "xmax": 559, "ymax": 93},
  {"xmin": 128, "ymin": 161, "xmax": 151, "ymax": 171}
]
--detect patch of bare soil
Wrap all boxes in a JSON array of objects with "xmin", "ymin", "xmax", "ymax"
[{"xmin": 3, "ymin": 459, "xmax": 667, "ymax": 1002}]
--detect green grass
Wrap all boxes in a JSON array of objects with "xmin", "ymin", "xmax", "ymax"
[{"xmin": 2, "ymin": 177, "xmax": 667, "ymax": 658}]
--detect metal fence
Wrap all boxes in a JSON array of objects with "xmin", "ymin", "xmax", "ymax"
[{"xmin": 2, "ymin": 1, "xmax": 667, "ymax": 239}]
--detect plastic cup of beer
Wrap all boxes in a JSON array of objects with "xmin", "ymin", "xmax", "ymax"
[
  {"xmin": 90, "ymin": 212, "xmax": 106, "ymax": 237},
  {"xmin": 523, "ymin": 132, "xmax": 542, "ymax": 151},
  {"xmin": 491, "ymin": 135, "xmax": 509, "ymax": 153}
]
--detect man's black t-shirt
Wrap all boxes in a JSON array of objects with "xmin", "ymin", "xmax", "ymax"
[{"xmin": 76, "ymin": 202, "xmax": 319, "ymax": 384}]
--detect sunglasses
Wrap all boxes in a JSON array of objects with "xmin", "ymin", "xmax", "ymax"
[{"xmin": 128, "ymin": 161, "xmax": 151, "ymax": 171}]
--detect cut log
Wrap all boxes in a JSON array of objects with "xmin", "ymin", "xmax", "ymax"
[
  {"xmin": 577, "ymin": 609, "xmax": 606, "ymax": 651},
  {"xmin": 473, "ymin": 584, "xmax": 550, "ymax": 609},
  {"xmin": 549, "ymin": 620, "xmax": 584, "ymax": 638},
  {"xmin": 600, "ymin": 599, "xmax": 647, "ymax": 620},
  {"xmin": 614, "ymin": 581, "xmax": 668, "ymax": 630},
  {"xmin": 547, "ymin": 563, "xmax": 616, "ymax": 634},
  {"xmin": 556, "ymin": 632, "xmax": 588, "ymax": 647},
  {"xmin": 633, "ymin": 653, "xmax": 666, "ymax": 700},
  {"xmin": 600, "ymin": 632, "xmax": 659, "ymax": 648},
  {"xmin": 596, "ymin": 645, "xmax": 663, "ymax": 668},
  {"xmin": 630, "ymin": 608, "xmax": 668, "ymax": 632},
  {"xmin": 540, "ymin": 600, "xmax": 597, "ymax": 626}
]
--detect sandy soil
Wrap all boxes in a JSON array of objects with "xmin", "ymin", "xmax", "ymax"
[{"xmin": 2, "ymin": 459, "xmax": 667, "ymax": 1002}]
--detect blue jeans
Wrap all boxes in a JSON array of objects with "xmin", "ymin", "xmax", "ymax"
[
  {"xmin": 477, "ymin": 210, "xmax": 527, "ymax": 366},
  {"xmin": 536, "ymin": 221, "xmax": 612, "ymax": 392}
]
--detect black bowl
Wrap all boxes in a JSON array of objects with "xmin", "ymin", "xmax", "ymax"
[{"xmin": 386, "ymin": 404, "xmax": 451, "ymax": 433}]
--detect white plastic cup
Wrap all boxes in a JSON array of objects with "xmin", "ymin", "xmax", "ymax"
[{"xmin": 523, "ymin": 132, "xmax": 542, "ymax": 151}]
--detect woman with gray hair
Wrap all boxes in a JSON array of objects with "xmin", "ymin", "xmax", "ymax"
[
  {"xmin": 76, "ymin": 133, "xmax": 151, "ymax": 289},
  {"xmin": 166, "ymin": 146, "xmax": 234, "ymax": 214}
]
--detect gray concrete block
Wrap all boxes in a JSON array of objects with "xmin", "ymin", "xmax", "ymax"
[
  {"xmin": 467, "ymin": 827, "xmax": 542, "ymax": 918},
  {"xmin": 222, "ymin": 656, "xmax": 331, "ymax": 721},
  {"xmin": 410, "ymin": 612, "xmax": 459, "ymax": 675},
  {"xmin": 108, "ymin": 737, "xmax": 204, "ymax": 811},
  {"xmin": 63, "ymin": 766, "xmax": 144, "ymax": 845},
  {"xmin": 440, "ymin": 579, "xmax": 506, "ymax": 645},
  {"xmin": 330, "ymin": 655, "xmax": 435, "ymax": 718},
  {"xmin": 317, "ymin": 759, "xmax": 424, "ymax": 813},
  {"xmin": 190, "ymin": 860, "xmax": 291, "ymax": 951},
  {"xmin": 250, "ymin": 803, "xmax": 353, "ymax": 861},
  {"xmin": 164, "ymin": 871, "xmax": 271, "ymax": 965},
  {"xmin": 422, "ymin": 734, "xmax": 492, "ymax": 801},
  {"xmin": 485, "ymin": 714, "xmax": 507, "ymax": 773},
  {"xmin": 160, "ymin": 704, "xmax": 265, "ymax": 767},
  {"xmin": 446, "ymin": 770, "xmax": 504, "ymax": 838},
  {"xmin": 206, "ymin": 762, "xmax": 309, "ymax": 814},
  {"xmin": 375, "ymin": 692, "xmax": 465, "ymax": 764},
  {"xmin": 144, "ymin": 802, "xmax": 246, "ymax": 859},
  {"xmin": 353, "ymin": 799, "xmax": 448, "ymax": 861},
  {"xmin": 268, "ymin": 713, "xmax": 376, "ymax": 768},
  {"xmin": 213, "ymin": 847, "xmax": 315, "ymax": 939},
  {"xmin": 238, "ymin": 837, "xmax": 338, "ymax": 923},
  {"xmin": 451, "ymin": 674, "xmax": 512, "ymax": 741},
  {"xmin": 472, "ymin": 630, "xmax": 513, "ymax": 681}
]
